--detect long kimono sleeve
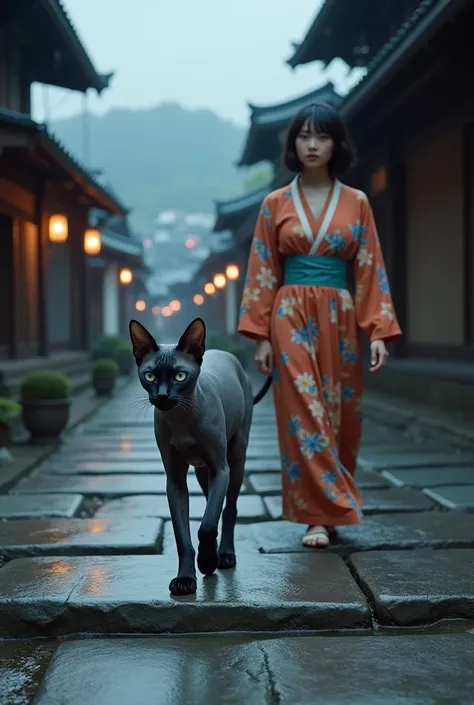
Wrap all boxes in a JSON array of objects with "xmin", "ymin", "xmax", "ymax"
[
  {"xmin": 237, "ymin": 196, "xmax": 282, "ymax": 341},
  {"xmin": 353, "ymin": 194, "xmax": 402, "ymax": 345}
]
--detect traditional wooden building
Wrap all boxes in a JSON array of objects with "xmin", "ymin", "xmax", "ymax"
[
  {"xmin": 287, "ymin": 0, "xmax": 474, "ymax": 413},
  {"xmin": 0, "ymin": 0, "xmax": 137, "ymax": 395}
]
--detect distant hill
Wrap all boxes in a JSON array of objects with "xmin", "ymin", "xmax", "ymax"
[{"xmin": 49, "ymin": 102, "xmax": 253, "ymax": 233}]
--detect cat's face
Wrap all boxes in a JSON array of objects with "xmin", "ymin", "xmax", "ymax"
[{"xmin": 129, "ymin": 317, "xmax": 205, "ymax": 412}]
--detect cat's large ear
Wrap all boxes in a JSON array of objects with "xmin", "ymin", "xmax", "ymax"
[
  {"xmin": 129, "ymin": 320, "xmax": 159, "ymax": 366},
  {"xmin": 177, "ymin": 317, "xmax": 206, "ymax": 365}
]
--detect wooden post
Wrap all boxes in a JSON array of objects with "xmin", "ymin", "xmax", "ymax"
[{"xmin": 35, "ymin": 181, "xmax": 49, "ymax": 358}]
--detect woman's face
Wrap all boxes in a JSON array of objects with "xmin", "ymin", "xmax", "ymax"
[{"xmin": 295, "ymin": 119, "xmax": 334, "ymax": 172}]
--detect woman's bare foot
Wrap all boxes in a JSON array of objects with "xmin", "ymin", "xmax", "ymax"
[{"xmin": 302, "ymin": 525, "xmax": 330, "ymax": 548}]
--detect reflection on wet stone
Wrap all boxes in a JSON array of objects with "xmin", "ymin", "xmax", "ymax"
[
  {"xmin": 0, "ymin": 518, "xmax": 164, "ymax": 559},
  {"xmin": 0, "ymin": 553, "xmax": 370, "ymax": 637}
]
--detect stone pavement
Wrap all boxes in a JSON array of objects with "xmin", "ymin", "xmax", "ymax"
[{"xmin": 1, "ymin": 380, "xmax": 474, "ymax": 703}]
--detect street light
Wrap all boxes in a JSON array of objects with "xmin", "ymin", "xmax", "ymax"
[
  {"xmin": 193, "ymin": 294, "xmax": 204, "ymax": 305},
  {"xmin": 84, "ymin": 228, "xmax": 101, "ymax": 255},
  {"xmin": 204, "ymin": 282, "xmax": 216, "ymax": 295},
  {"xmin": 213, "ymin": 273, "xmax": 226, "ymax": 289},
  {"xmin": 162, "ymin": 306, "xmax": 172, "ymax": 317},
  {"xmin": 152, "ymin": 305, "xmax": 161, "ymax": 315},
  {"xmin": 226, "ymin": 264, "xmax": 239, "ymax": 280},
  {"xmin": 170, "ymin": 300, "xmax": 181, "ymax": 312},
  {"xmin": 135, "ymin": 300, "xmax": 146, "ymax": 312},
  {"xmin": 48, "ymin": 214, "xmax": 68, "ymax": 243},
  {"xmin": 224, "ymin": 266, "xmax": 240, "ymax": 335},
  {"xmin": 120, "ymin": 268, "xmax": 133, "ymax": 285}
]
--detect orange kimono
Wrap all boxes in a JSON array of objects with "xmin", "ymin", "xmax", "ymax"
[{"xmin": 238, "ymin": 177, "xmax": 401, "ymax": 526}]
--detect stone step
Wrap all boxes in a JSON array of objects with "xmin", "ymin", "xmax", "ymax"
[
  {"xmin": 9, "ymin": 634, "xmax": 473, "ymax": 705},
  {"xmin": 0, "ymin": 552, "xmax": 370, "ymax": 638}
]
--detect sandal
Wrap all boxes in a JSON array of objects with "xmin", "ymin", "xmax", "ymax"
[{"xmin": 302, "ymin": 525, "xmax": 330, "ymax": 548}]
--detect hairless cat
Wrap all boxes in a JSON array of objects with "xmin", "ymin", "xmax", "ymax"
[{"xmin": 130, "ymin": 317, "xmax": 271, "ymax": 596}]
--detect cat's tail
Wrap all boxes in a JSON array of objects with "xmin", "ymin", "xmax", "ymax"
[{"xmin": 253, "ymin": 376, "xmax": 272, "ymax": 405}]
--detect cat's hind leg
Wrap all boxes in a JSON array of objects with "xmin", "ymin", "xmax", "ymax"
[
  {"xmin": 218, "ymin": 431, "xmax": 246, "ymax": 569},
  {"xmin": 197, "ymin": 452, "xmax": 229, "ymax": 577}
]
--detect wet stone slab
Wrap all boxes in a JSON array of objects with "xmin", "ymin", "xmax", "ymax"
[
  {"xmin": 359, "ymin": 452, "xmax": 472, "ymax": 471},
  {"xmin": 55, "ymin": 450, "xmax": 164, "ymax": 463},
  {"xmin": 252, "ymin": 512, "xmax": 474, "ymax": 555},
  {"xmin": 11, "ymin": 473, "xmax": 244, "ymax": 496},
  {"xmin": 95, "ymin": 494, "xmax": 267, "ymax": 522},
  {"xmin": 383, "ymin": 466, "xmax": 474, "ymax": 488},
  {"xmin": 349, "ymin": 549, "xmax": 474, "ymax": 626},
  {"xmin": 0, "ymin": 494, "xmax": 83, "ymax": 519},
  {"xmin": 0, "ymin": 518, "xmax": 164, "ymax": 559},
  {"xmin": 247, "ymin": 470, "xmax": 390, "ymax": 496},
  {"xmin": 41, "ymin": 460, "xmax": 165, "ymax": 475},
  {"xmin": 162, "ymin": 519, "xmax": 259, "ymax": 556},
  {"xmin": 0, "ymin": 553, "xmax": 370, "ymax": 637},
  {"xmin": 30, "ymin": 633, "xmax": 474, "ymax": 705},
  {"xmin": 0, "ymin": 640, "xmax": 55, "ymax": 705},
  {"xmin": 263, "ymin": 488, "xmax": 433, "ymax": 521},
  {"xmin": 424, "ymin": 485, "xmax": 474, "ymax": 511},
  {"xmin": 359, "ymin": 442, "xmax": 437, "ymax": 454},
  {"xmin": 244, "ymin": 458, "xmax": 280, "ymax": 473}
]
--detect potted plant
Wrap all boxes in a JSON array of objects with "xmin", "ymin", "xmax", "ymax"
[
  {"xmin": 113, "ymin": 340, "xmax": 134, "ymax": 376},
  {"xmin": 92, "ymin": 359, "xmax": 118, "ymax": 396},
  {"xmin": 91, "ymin": 334, "xmax": 122, "ymax": 361},
  {"xmin": 0, "ymin": 398, "xmax": 22, "ymax": 465},
  {"xmin": 20, "ymin": 371, "xmax": 70, "ymax": 444}
]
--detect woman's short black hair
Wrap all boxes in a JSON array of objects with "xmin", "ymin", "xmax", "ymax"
[{"xmin": 282, "ymin": 102, "xmax": 356, "ymax": 178}]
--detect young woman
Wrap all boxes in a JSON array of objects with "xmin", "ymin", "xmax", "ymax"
[{"xmin": 237, "ymin": 102, "xmax": 401, "ymax": 548}]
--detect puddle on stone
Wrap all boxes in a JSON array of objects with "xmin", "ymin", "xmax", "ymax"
[{"xmin": 0, "ymin": 640, "xmax": 55, "ymax": 705}]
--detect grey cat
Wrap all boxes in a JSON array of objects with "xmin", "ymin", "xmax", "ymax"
[{"xmin": 129, "ymin": 317, "xmax": 271, "ymax": 596}]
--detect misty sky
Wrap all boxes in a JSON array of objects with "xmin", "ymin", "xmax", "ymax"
[{"xmin": 31, "ymin": 0, "xmax": 363, "ymax": 126}]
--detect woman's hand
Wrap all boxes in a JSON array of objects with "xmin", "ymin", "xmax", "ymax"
[
  {"xmin": 370, "ymin": 339, "xmax": 388, "ymax": 372},
  {"xmin": 255, "ymin": 338, "xmax": 274, "ymax": 376}
]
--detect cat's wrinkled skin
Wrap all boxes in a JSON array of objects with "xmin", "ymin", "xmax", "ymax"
[{"xmin": 130, "ymin": 317, "xmax": 268, "ymax": 597}]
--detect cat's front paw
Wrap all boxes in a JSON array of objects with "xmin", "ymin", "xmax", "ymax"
[
  {"xmin": 197, "ymin": 527, "xmax": 218, "ymax": 576},
  {"xmin": 169, "ymin": 576, "xmax": 197, "ymax": 596},
  {"xmin": 218, "ymin": 552, "xmax": 236, "ymax": 569}
]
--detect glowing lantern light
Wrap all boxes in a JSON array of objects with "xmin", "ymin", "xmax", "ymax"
[
  {"xmin": 213, "ymin": 273, "xmax": 226, "ymax": 289},
  {"xmin": 226, "ymin": 264, "xmax": 239, "ymax": 280},
  {"xmin": 204, "ymin": 282, "xmax": 215, "ymax": 295},
  {"xmin": 170, "ymin": 300, "xmax": 181, "ymax": 312},
  {"xmin": 193, "ymin": 294, "xmax": 204, "ymax": 305},
  {"xmin": 49, "ymin": 214, "xmax": 68, "ymax": 243},
  {"xmin": 135, "ymin": 300, "xmax": 146, "ymax": 312},
  {"xmin": 84, "ymin": 228, "xmax": 101, "ymax": 255},
  {"xmin": 119, "ymin": 268, "xmax": 133, "ymax": 285}
]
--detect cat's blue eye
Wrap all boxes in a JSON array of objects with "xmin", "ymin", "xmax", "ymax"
[
  {"xmin": 174, "ymin": 371, "xmax": 187, "ymax": 382},
  {"xmin": 144, "ymin": 372, "xmax": 156, "ymax": 382}
]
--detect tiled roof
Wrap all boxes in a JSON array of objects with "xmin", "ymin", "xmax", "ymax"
[
  {"xmin": 44, "ymin": 0, "xmax": 112, "ymax": 93},
  {"xmin": 286, "ymin": 0, "xmax": 334, "ymax": 68},
  {"xmin": 214, "ymin": 184, "xmax": 270, "ymax": 216},
  {"xmin": 247, "ymin": 82, "xmax": 339, "ymax": 126},
  {"xmin": 213, "ymin": 183, "xmax": 270, "ymax": 233},
  {"xmin": 342, "ymin": 0, "xmax": 461, "ymax": 116},
  {"xmin": 0, "ymin": 108, "xmax": 127, "ymax": 215}
]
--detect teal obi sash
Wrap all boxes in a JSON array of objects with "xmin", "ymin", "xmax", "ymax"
[{"xmin": 283, "ymin": 255, "xmax": 348, "ymax": 289}]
